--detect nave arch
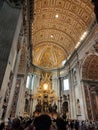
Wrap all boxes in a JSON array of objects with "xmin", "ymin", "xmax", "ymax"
[{"xmin": 82, "ymin": 54, "xmax": 98, "ymax": 120}]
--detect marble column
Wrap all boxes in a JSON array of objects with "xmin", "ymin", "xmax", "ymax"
[
  {"xmin": 5, "ymin": 50, "xmax": 22, "ymax": 119},
  {"xmin": 15, "ymin": 77, "xmax": 25, "ymax": 117},
  {"xmin": 79, "ymin": 81, "xmax": 88, "ymax": 120},
  {"xmin": 69, "ymin": 69, "xmax": 77, "ymax": 119},
  {"xmin": 52, "ymin": 77, "xmax": 60, "ymax": 113},
  {"xmin": 32, "ymin": 75, "xmax": 40, "ymax": 113},
  {"xmin": 76, "ymin": 62, "xmax": 87, "ymax": 120}
]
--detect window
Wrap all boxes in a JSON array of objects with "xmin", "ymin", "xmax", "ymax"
[
  {"xmin": 31, "ymin": 75, "xmax": 36, "ymax": 90},
  {"xmin": 63, "ymin": 78, "xmax": 69, "ymax": 90},
  {"xmin": 26, "ymin": 75, "xmax": 30, "ymax": 89},
  {"xmin": 26, "ymin": 74, "xmax": 35, "ymax": 90}
]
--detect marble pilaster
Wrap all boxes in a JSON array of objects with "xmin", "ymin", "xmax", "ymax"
[
  {"xmin": 69, "ymin": 69, "xmax": 77, "ymax": 119},
  {"xmin": 5, "ymin": 50, "xmax": 22, "ymax": 119},
  {"xmin": 15, "ymin": 77, "xmax": 25, "ymax": 117}
]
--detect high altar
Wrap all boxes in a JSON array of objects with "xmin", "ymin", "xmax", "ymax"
[{"xmin": 34, "ymin": 73, "xmax": 58, "ymax": 113}]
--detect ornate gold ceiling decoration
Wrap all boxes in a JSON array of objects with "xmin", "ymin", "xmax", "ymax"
[
  {"xmin": 32, "ymin": 0, "xmax": 94, "ymax": 70},
  {"xmin": 33, "ymin": 44, "xmax": 66, "ymax": 68},
  {"xmin": 82, "ymin": 55, "xmax": 98, "ymax": 81}
]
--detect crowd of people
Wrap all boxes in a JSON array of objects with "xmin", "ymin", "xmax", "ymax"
[{"xmin": 0, "ymin": 113, "xmax": 98, "ymax": 130}]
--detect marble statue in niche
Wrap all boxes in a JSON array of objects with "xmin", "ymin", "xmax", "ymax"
[{"xmin": 76, "ymin": 99, "xmax": 81, "ymax": 115}]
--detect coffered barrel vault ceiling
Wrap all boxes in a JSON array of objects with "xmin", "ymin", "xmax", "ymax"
[{"xmin": 32, "ymin": 0, "xmax": 94, "ymax": 70}]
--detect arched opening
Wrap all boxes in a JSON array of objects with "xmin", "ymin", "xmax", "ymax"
[{"xmin": 82, "ymin": 54, "xmax": 98, "ymax": 120}]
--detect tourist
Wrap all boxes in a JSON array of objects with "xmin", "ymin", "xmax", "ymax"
[
  {"xmin": 0, "ymin": 121, "xmax": 4, "ymax": 130},
  {"xmin": 11, "ymin": 118, "xmax": 24, "ymax": 130},
  {"xmin": 56, "ymin": 117, "xmax": 66, "ymax": 130},
  {"xmin": 34, "ymin": 114, "xmax": 51, "ymax": 130}
]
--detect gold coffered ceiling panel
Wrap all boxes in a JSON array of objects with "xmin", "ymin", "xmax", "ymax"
[{"xmin": 32, "ymin": 0, "xmax": 94, "ymax": 70}]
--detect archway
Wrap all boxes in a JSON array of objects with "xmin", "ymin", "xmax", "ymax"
[{"xmin": 82, "ymin": 54, "xmax": 98, "ymax": 120}]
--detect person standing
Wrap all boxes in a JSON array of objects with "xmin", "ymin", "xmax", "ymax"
[{"xmin": 34, "ymin": 114, "xmax": 52, "ymax": 130}]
